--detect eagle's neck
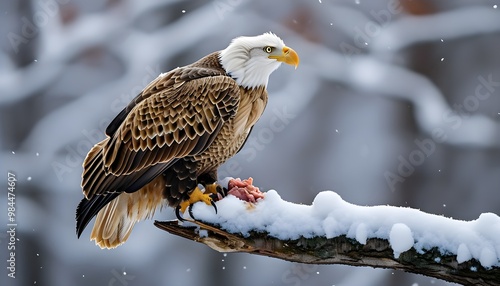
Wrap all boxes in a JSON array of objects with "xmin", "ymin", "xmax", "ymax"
[{"xmin": 218, "ymin": 50, "xmax": 281, "ymax": 90}]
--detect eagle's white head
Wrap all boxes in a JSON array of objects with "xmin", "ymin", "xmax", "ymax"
[{"xmin": 219, "ymin": 32, "xmax": 299, "ymax": 89}]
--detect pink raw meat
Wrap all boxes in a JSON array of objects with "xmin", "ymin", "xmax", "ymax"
[{"xmin": 227, "ymin": 177, "xmax": 265, "ymax": 203}]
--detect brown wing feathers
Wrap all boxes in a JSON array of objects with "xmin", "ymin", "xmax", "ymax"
[
  {"xmin": 102, "ymin": 75, "xmax": 240, "ymax": 176},
  {"xmin": 76, "ymin": 64, "xmax": 240, "ymax": 237}
]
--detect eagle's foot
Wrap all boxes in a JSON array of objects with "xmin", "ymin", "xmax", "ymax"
[
  {"xmin": 205, "ymin": 183, "xmax": 227, "ymax": 202},
  {"xmin": 175, "ymin": 186, "xmax": 218, "ymax": 221}
]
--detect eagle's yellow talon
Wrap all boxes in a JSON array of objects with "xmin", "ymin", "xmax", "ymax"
[
  {"xmin": 178, "ymin": 186, "xmax": 216, "ymax": 216},
  {"xmin": 204, "ymin": 183, "xmax": 221, "ymax": 195}
]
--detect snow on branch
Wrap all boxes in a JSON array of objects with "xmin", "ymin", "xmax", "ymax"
[{"xmin": 155, "ymin": 183, "xmax": 500, "ymax": 286}]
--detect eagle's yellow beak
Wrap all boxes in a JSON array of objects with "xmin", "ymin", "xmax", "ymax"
[{"xmin": 269, "ymin": 46, "xmax": 299, "ymax": 69}]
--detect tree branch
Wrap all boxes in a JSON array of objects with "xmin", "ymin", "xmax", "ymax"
[{"xmin": 154, "ymin": 219, "xmax": 500, "ymax": 286}]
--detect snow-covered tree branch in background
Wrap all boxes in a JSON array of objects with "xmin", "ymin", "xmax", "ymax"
[{"xmin": 155, "ymin": 181, "xmax": 500, "ymax": 286}]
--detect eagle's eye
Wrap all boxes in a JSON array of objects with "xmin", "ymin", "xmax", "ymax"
[{"xmin": 263, "ymin": 46, "xmax": 274, "ymax": 53}]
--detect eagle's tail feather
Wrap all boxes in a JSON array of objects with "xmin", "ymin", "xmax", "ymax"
[
  {"xmin": 90, "ymin": 193, "xmax": 135, "ymax": 249},
  {"xmin": 89, "ymin": 176, "xmax": 166, "ymax": 249}
]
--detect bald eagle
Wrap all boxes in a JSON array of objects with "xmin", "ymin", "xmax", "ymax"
[{"xmin": 76, "ymin": 32, "xmax": 299, "ymax": 249}]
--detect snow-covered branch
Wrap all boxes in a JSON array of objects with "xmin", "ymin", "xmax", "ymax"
[{"xmin": 155, "ymin": 187, "xmax": 500, "ymax": 286}]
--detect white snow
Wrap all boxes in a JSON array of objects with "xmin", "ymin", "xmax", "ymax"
[
  {"xmin": 456, "ymin": 243, "xmax": 472, "ymax": 263},
  {"xmin": 355, "ymin": 223, "xmax": 368, "ymax": 245},
  {"xmin": 389, "ymin": 223, "xmax": 414, "ymax": 258},
  {"xmin": 191, "ymin": 185, "xmax": 500, "ymax": 268},
  {"xmin": 480, "ymin": 248, "xmax": 497, "ymax": 268}
]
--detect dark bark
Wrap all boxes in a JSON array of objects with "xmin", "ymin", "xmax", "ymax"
[{"xmin": 155, "ymin": 219, "xmax": 500, "ymax": 286}]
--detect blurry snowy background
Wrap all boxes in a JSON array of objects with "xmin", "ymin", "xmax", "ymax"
[{"xmin": 1, "ymin": 0, "xmax": 500, "ymax": 285}]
